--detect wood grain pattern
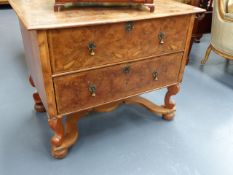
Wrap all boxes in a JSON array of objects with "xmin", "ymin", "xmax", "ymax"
[
  {"xmin": 36, "ymin": 31, "xmax": 58, "ymax": 117},
  {"xmin": 50, "ymin": 111, "xmax": 87, "ymax": 158},
  {"xmin": 29, "ymin": 76, "xmax": 46, "ymax": 112},
  {"xmin": 12, "ymin": 0, "xmax": 201, "ymax": 158},
  {"xmin": 178, "ymin": 14, "xmax": 195, "ymax": 82},
  {"xmin": 50, "ymin": 94, "xmax": 180, "ymax": 158},
  {"xmin": 48, "ymin": 16, "xmax": 189, "ymax": 74},
  {"xmin": 124, "ymin": 96, "xmax": 175, "ymax": 116},
  {"xmin": 48, "ymin": 117, "xmax": 65, "ymax": 147},
  {"xmin": 0, "ymin": 0, "xmax": 8, "ymax": 4},
  {"xmin": 20, "ymin": 22, "xmax": 51, "ymax": 113},
  {"xmin": 20, "ymin": 22, "xmax": 57, "ymax": 117},
  {"xmin": 162, "ymin": 84, "xmax": 180, "ymax": 120},
  {"xmin": 90, "ymin": 94, "xmax": 179, "ymax": 118},
  {"xmin": 8, "ymin": 0, "xmax": 205, "ymax": 30},
  {"xmin": 54, "ymin": 53, "xmax": 183, "ymax": 114}
]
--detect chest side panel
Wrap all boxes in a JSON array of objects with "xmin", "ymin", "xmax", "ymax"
[
  {"xmin": 20, "ymin": 23, "xmax": 49, "ymax": 112},
  {"xmin": 20, "ymin": 22, "xmax": 57, "ymax": 117}
]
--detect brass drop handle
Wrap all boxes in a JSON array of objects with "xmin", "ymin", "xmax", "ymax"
[
  {"xmin": 152, "ymin": 71, "xmax": 158, "ymax": 81},
  {"xmin": 158, "ymin": 32, "xmax": 165, "ymax": 44},
  {"xmin": 125, "ymin": 21, "xmax": 134, "ymax": 32},
  {"xmin": 88, "ymin": 84, "xmax": 96, "ymax": 97},
  {"xmin": 123, "ymin": 65, "xmax": 131, "ymax": 74},
  {"xmin": 88, "ymin": 42, "xmax": 96, "ymax": 56}
]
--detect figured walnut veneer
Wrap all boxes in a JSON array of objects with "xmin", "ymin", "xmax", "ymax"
[
  {"xmin": 48, "ymin": 16, "xmax": 189, "ymax": 74},
  {"xmin": 9, "ymin": 0, "xmax": 204, "ymax": 159},
  {"xmin": 54, "ymin": 53, "xmax": 182, "ymax": 114}
]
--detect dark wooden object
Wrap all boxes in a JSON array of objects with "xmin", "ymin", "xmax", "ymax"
[
  {"xmin": 29, "ymin": 76, "xmax": 46, "ymax": 112},
  {"xmin": 9, "ymin": 0, "xmax": 204, "ymax": 159},
  {"xmin": 191, "ymin": 0, "xmax": 213, "ymax": 43},
  {"xmin": 185, "ymin": 0, "xmax": 213, "ymax": 64},
  {"xmin": 54, "ymin": 0, "xmax": 155, "ymax": 12}
]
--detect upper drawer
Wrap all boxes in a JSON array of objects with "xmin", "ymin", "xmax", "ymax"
[{"xmin": 48, "ymin": 15, "xmax": 190, "ymax": 74}]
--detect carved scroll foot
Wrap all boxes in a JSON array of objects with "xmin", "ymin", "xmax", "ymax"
[
  {"xmin": 162, "ymin": 84, "xmax": 180, "ymax": 121},
  {"xmin": 51, "ymin": 146, "xmax": 68, "ymax": 159},
  {"xmin": 201, "ymin": 44, "xmax": 212, "ymax": 64},
  {"xmin": 29, "ymin": 76, "xmax": 46, "ymax": 113},
  {"xmin": 48, "ymin": 112, "xmax": 86, "ymax": 159},
  {"xmin": 162, "ymin": 112, "xmax": 176, "ymax": 121}
]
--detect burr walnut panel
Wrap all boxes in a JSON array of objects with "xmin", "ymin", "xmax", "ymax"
[
  {"xmin": 54, "ymin": 53, "xmax": 183, "ymax": 114},
  {"xmin": 48, "ymin": 15, "xmax": 190, "ymax": 74}
]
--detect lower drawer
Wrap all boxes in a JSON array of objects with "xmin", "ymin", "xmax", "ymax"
[{"xmin": 54, "ymin": 53, "xmax": 183, "ymax": 114}]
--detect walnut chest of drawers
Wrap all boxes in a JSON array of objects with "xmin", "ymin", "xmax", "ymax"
[{"xmin": 9, "ymin": 0, "xmax": 204, "ymax": 158}]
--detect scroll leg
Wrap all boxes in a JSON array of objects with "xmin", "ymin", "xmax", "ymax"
[
  {"xmin": 48, "ymin": 117, "xmax": 67, "ymax": 159},
  {"xmin": 201, "ymin": 44, "xmax": 212, "ymax": 64},
  {"xmin": 29, "ymin": 76, "xmax": 46, "ymax": 112},
  {"xmin": 48, "ymin": 112, "xmax": 86, "ymax": 159},
  {"xmin": 162, "ymin": 84, "xmax": 180, "ymax": 121}
]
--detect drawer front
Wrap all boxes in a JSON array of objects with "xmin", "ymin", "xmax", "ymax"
[
  {"xmin": 48, "ymin": 16, "xmax": 189, "ymax": 74},
  {"xmin": 54, "ymin": 53, "xmax": 183, "ymax": 114}
]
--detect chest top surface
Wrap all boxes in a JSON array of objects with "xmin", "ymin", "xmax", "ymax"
[{"xmin": 9, "ymin": 0, "xmax": 204, "ymax": 30}]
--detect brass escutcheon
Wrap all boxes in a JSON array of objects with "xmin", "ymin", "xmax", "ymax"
[
  {"xmin": 152, "ymin": 71, "xmax": 158, "ymax": 81},
  {"xmin": 123, "ymin": 65, "xmax": 131, "ymax": 74},
  {"xmin": 88, "ymin": 42, "xmax": 96, "ymax": 56},
  {"xmin": 88, "ymin": 84, "xmax": 96, "ymax": 97},
  {"xmin": 158, "ymin": 32, "xmax": 165, "ymax": 44},
  {"xmin": 125, "ymin": 22, "xmax": 134, "ymax": 32}
]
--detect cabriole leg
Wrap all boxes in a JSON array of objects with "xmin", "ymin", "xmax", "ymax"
[{"xmin": 201, "ymin": 44, "xmax": 212, "ymax": 64}]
